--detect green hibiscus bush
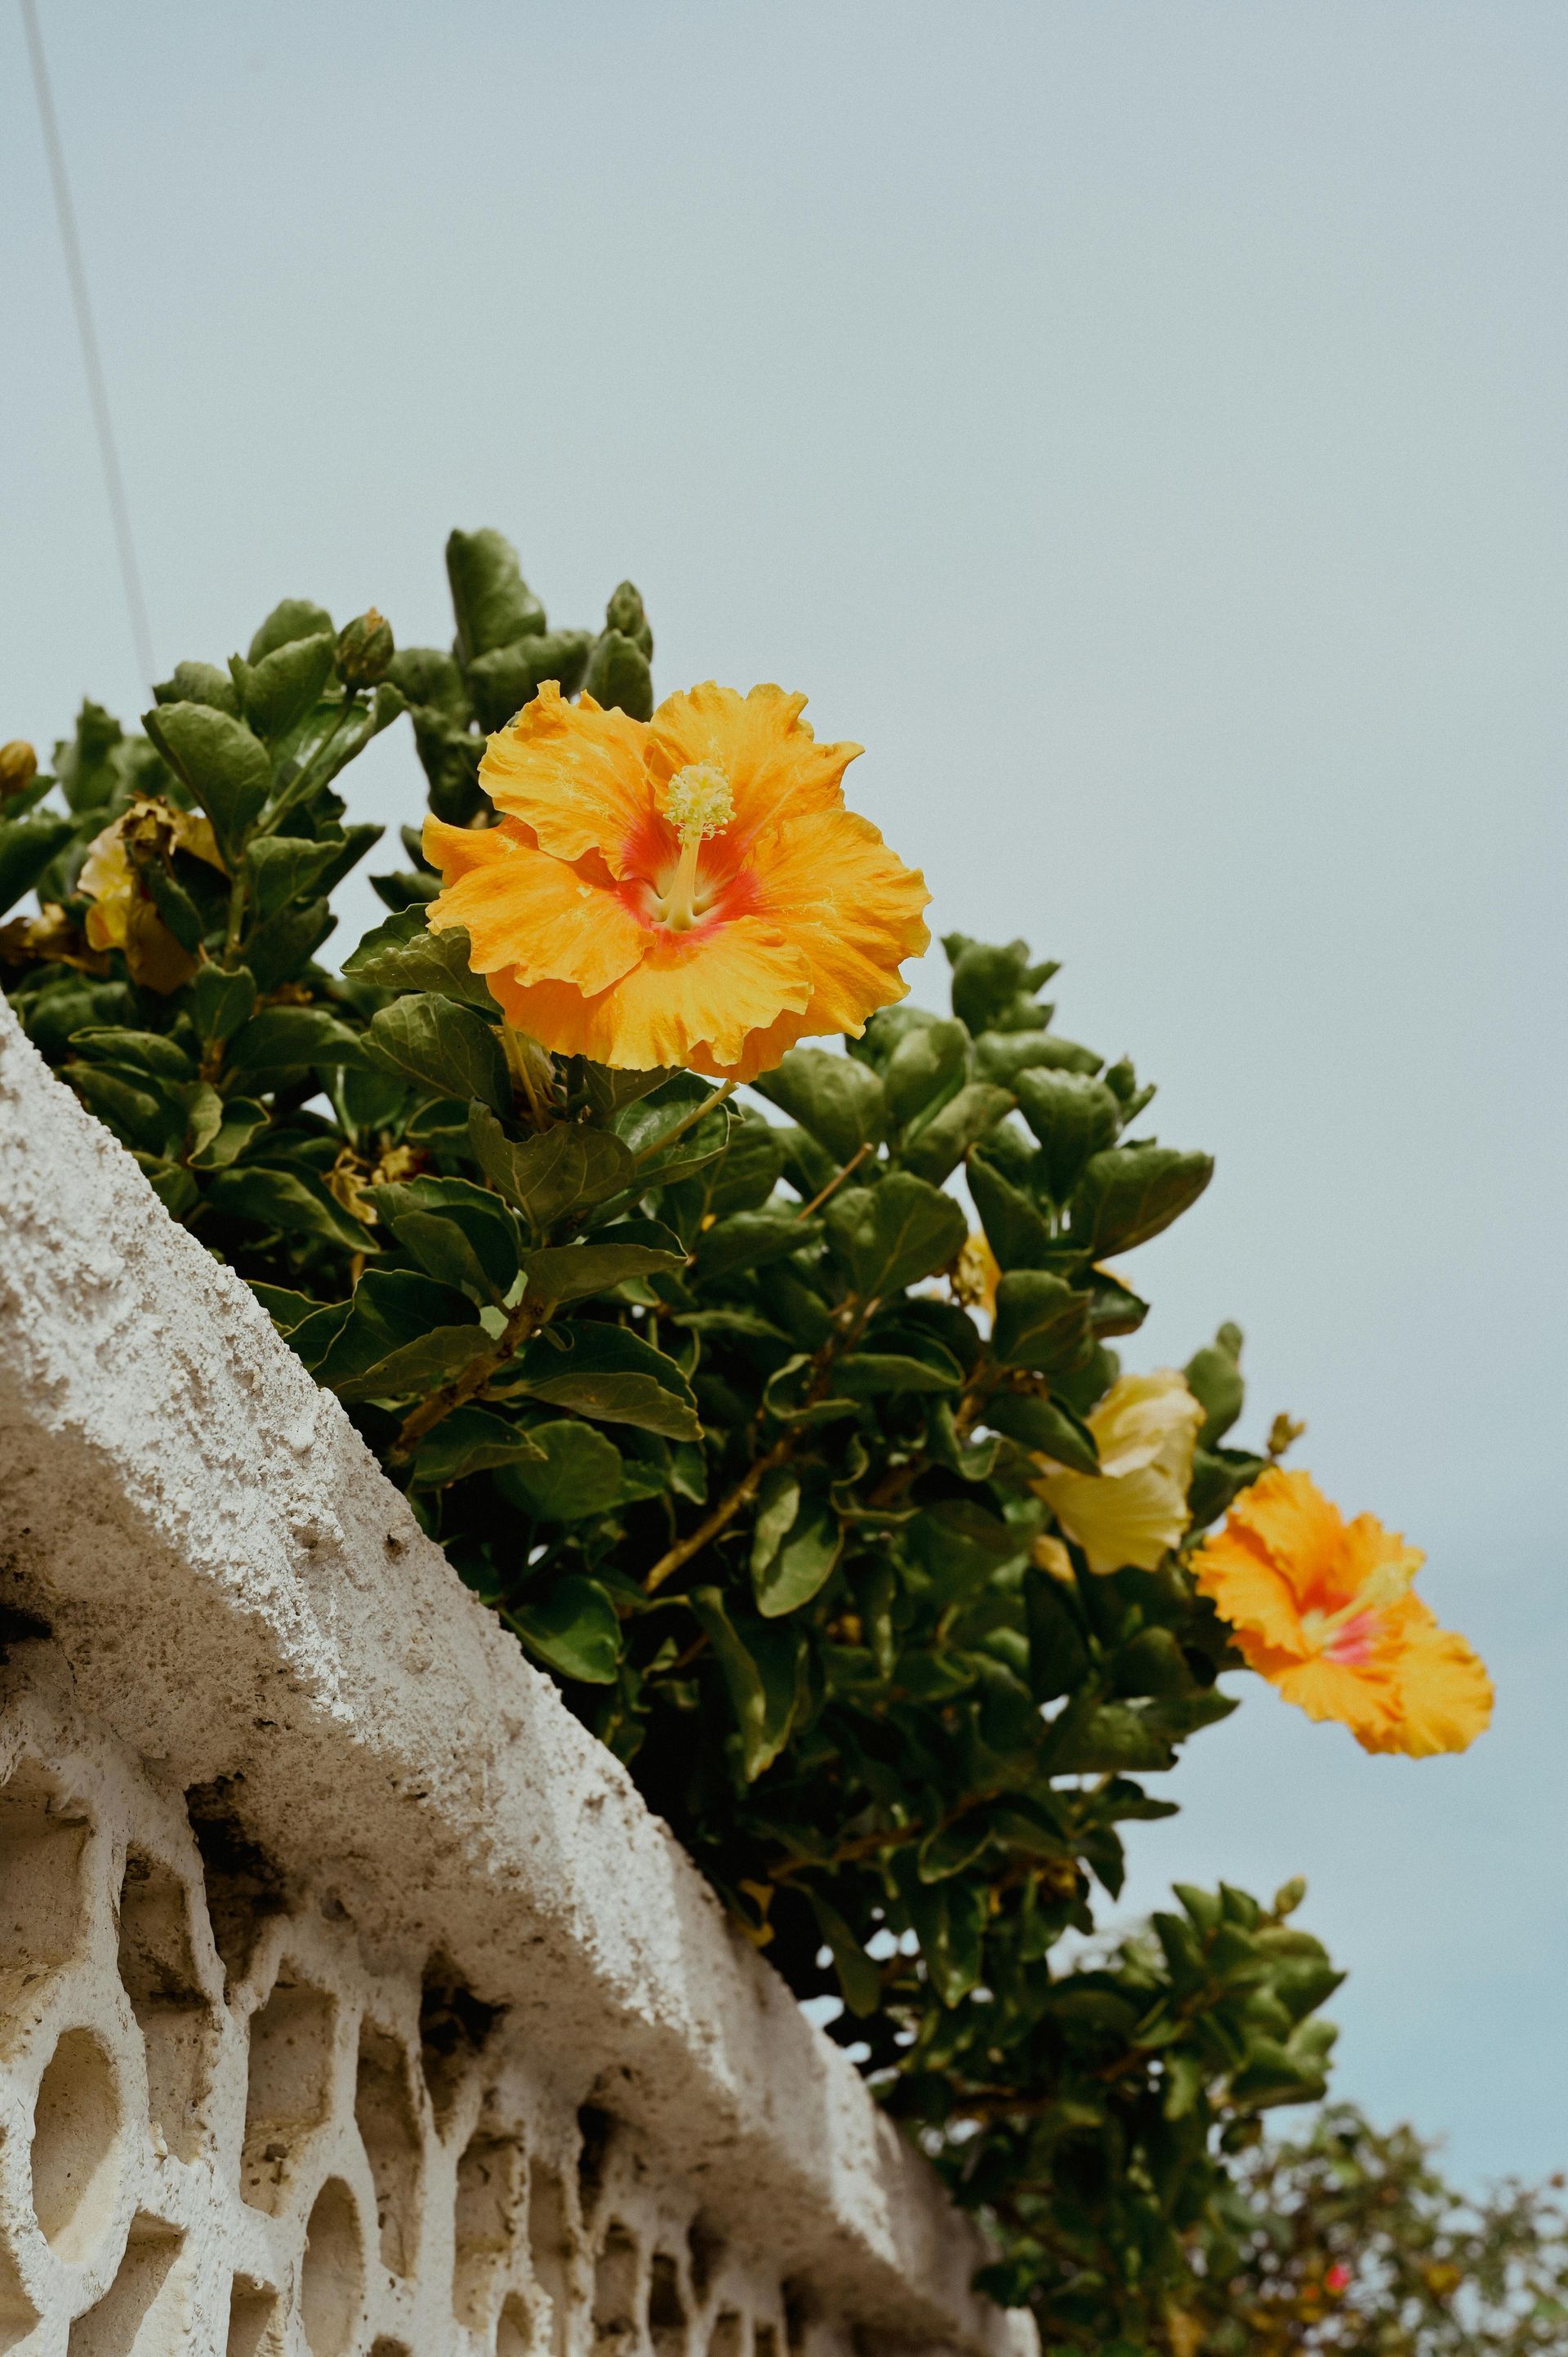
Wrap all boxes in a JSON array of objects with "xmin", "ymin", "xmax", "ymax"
[{"xmin": 2, "ymin": 528, "xmax": 1350, "ymax": 2354}]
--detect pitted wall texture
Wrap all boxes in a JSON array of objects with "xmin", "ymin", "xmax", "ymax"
[{"xmin": 0, "ymin": 998, "xmax": 1035, "ymax": 2357}]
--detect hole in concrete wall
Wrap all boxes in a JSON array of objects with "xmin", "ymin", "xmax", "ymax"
[
  {"xmin": 707, "ymin": 2315, "xmax": 743, "ymax": 2357},
  {"xmin": 593, "ymin": 2222, "xmax": 640, "ymax": 2355},
  {"xmin": 225, "ymin": 2275, "xmax": 281, "ymax": 2357},
  {"xmin": 185, "ymin": 1780, "xmax": 286, "ymax": 1994},
  {"xmin": 0, "ymin": 1605, "xmax": 52, "ymax": 1658},
  {"xmin": 453, "ymin": 2132, "xmax": 523, "ymax": 2328},
  {"xmin": 575, "ymin": 2105, "xmax": 612, "ymax": 2217},
  {"xmin": 0, "ymin": 2239, "xmax": 38, "ymax": 2355},
  {"xmin": 417, "ymin": 1955, "xmax": 497, "ymax": 2131},
  {"xmin": 299, "ymin": 2180, "xmax": 363, "ymax": 2357},
  {"xmin": 686, "ymin": 2217, "xmax": 725, "ymax": 2306},
  {"xmin": 354, "ymin": 2022, "xmax": 423, "ymax": 2278},
  {"xmin": 66, "ymin": 2216, "xmax": 183, "ymax": 2356},
  {"xmin": 368, "ymin": 2344, "xmax": 411, "ymax": 2357},
  {"xmin": 782, "ymin": 2283, "xmax": 812, "ymax": 2357},
  {"xmin": 0, "ymin": 1762, "xmax": 90, "ymax": 2026},
  {"xmin": 240, "ymin": 1973, "xmax": 336, "ymax": 2215},
  {"xmin": 648, "ymin": 2253, "xmax": 688, "ymax": 2357},
  {"xmin": 528, "ymin": 2162, "xmax": 573, "ymax": 2357},
  {"xmin": 117, "ymin": 1851, "xmax": 216, "ymax": 2163},
  {"xmin": 754, "ymin": 2329, "xmax": 779, "ymax": 2357},
  {"xmin": 31, "ymin": 2029, "xmax": 122, "ymax": 2260},
  {"xmin": 496, "ymin": 2291, "xmax": 533, "ymax": 2356}
]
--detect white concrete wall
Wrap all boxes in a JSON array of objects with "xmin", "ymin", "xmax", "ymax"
[{"xmin": 0, "ymin": 999, "xmax": 1036, "ymax": 2357}]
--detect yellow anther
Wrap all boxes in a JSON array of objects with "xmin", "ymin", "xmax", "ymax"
[{"xmin": 662, "ymin": 763, "xmax": 735, "ymax": 842}]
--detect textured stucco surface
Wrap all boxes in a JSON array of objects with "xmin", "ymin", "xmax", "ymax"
[{"xmin": 0, "ymin": 996, "xmax": 1033, "ymax": 2357}]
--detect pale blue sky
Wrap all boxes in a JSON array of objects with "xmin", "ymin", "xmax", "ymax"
[{"xmin": 5, "ymin": 2, "xmax": 1564, "ymax": 2181}]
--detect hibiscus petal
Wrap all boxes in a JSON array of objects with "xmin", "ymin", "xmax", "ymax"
[
  {"xmin": 647, "ymin": 683, "xmax": 861, "ymax": 854},
  {"xmin": 1255, "ymin": 1651, "xmax": 1402, "ymax": 1745},
  {"xmin": 1225, "ymin": 1467, "xmax": 1350, "ymax": 1611},
  {"xmin": 488, "ymin": 918, "xmax": 811, "ymax": 1074},
  {"xmin": 478, "ymin": 683, "xmax": 657, "ymax": 876},
  {"xmin": 1036, "ymin": 1462, "xmax": 1190, "ymax": 1576},
  {"xmin": 425, "ymin": 819, "xmax": 646, "ymax": 999},
  {"xmin": 746, "ymin": 803, "xmax": 931, "ymax": 1038},
  {"xmin": 1191, "ymin": 1522, "xmax": 1308, "ymax": 1657},
  {"xmin": 1360, "ymin": 1597, "xmax": 1494, "ymax": 1757}
]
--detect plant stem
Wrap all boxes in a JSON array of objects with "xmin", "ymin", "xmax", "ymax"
[
  {"xmin": 643, "ymin": 1432, "xmax": 791, "ymax": 1593},
  {"xmin": 795, "ymin": 1139, "xmax": 871, "ymax": 1219},
  {"xmin": 390, "ymin": 1299, "xmax": 538, "ymax": 1463},
  {"xmin": 633, "ymin": 1077, "xmax": 734, "ymax": 1165}
]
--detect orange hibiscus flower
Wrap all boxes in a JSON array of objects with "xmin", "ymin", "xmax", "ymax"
[
  {"xmin": 1192, "ymin": 1468, "xmax": 1491, "ymax": 1757},
  {"xmin": 421, "ymin": 681, "xmax": 930, "ymax": 1080}
]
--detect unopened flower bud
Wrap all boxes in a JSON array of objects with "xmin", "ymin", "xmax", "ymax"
[
  {"xmin": 336, "ymin": 607, "xmax": 394, "ymax": 690},
  {"xmin": 0, "ymin": 740, "xmax": 38, "ymax": 796}
]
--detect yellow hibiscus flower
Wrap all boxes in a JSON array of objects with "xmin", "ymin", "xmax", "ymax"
[
  {"xmin": 1032, "ymin": 1369, "xmax": 1205, "ymax": 1575},
  {"xmin": 421, "ymin": 680, "xmax": 930, "ymax": 1079},
  {"xmin": 1191, "ymin": 1468, "xmax": 1491, "ymax": 1757}
]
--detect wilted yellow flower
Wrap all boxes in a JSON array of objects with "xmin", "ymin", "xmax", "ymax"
[
  {"xmin": 951, "ymin": 1230, "xmax": 1000, "ymax": 1318},
  {"xmin": 1192, "ymin": 1468, "xmax": 1492, "ymax": 1757},
  {"xmin": 0, "ymin": 739, "xmax": 38, "ymax": 795},
  {"xmin": 1033, "ymin": 1369, "xmax": 1205, "ymax": 1575},
  {"xmin": 78, "ymin": 797, "xmax": 224, "ymax": 994},
  {"xmin": 422, "ymin": 681, "xmax": 930, "ymax": 1079}
]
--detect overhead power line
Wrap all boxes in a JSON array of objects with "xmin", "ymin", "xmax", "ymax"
[{"xmin": 20, "ymin": 0, "xmax": 156, "ymax": 692}]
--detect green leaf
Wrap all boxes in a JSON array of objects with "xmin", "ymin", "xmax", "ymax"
[
  {"xmin": 690, "ymin": 1588, "xmax": 803, "ymax": 1780},
  {"xmin": 447, "ymin": 527, "xmax": 546, "ymax": 662},
  {"xmin": 898, "ymin": 1082, "xmax": 1015, "ymax": 1185},
  {"xmin": 1185, "ymin": 1323, "xmax": 1245, "ymax": 1448},
  {"xmin": 807, "ymin": 1892, "xmax": 882, "ymax": 2019},
  {"xmin": 752, "ymin": 1047, "xmax": 885, "ymax": 1164},
  {"xmin": 468, "ymin": 1106, "xmax": 635, "ymax": 1232},
  {"xmin": 69, "ymin": 1027, "xmax": 194, "ymax": 1080},
  {"xmin": 205, "ymin": 1162, "xmax": 374, "ymax": 1251},
  {"xmin": 753, "ymin": 1499, "xmax": 841, "ymax": 1619},
  {"xmin": 241, "ymin": 632, "xmax": 335, "ymax": 742},
  {"xmin": 333, "ymin": 1326, "xmax": 488, "ymax": 1404},
  {"xmin": 694, "ymin": 1206, "xmax": 816, "ymax": 1280},
  {"xmin": 520, "ymin": 1237, "xmax": 686, "ymax": 1308},
  {"xmin": 247, "ymin": 598, "xmax": 334, "ymax": 664},
  {"xmin": 992, "ymin": 1270, "xmax": 1092, "ymax": 1374},
  {"xmin": 244, "ymin": 833, "xmax": 345, "ymax": 921},
  {"xmin": 512, "ymin": 1575, "xmax": 621, "ymax": 1684},
  {"xmin": 131, "ymin": 1152, "xmax": 198, "ymax": 1218},
  {"xmin": 883, "ymin": 1017, "xmax": 969, "ymax": 1125},
  {"xmin": 226, "ymin": 1005, "xmax": 367, "ymax": 1073},
  {"xmin": 142, "ymin": 702, "xmax": 270, "ymax": 853},
  {"xmin": 0, "ymin": 814, "xmax": 74, "ymax": 917},
  {"xmin": 824, "ymin": 1173, "xmax": 968, "ymax": 1301},
  {"xmin": 341, "ymin": 907, "xmax": 501, "ymax": 1014},
  {"xmin": 1013, "ymin": 1070, "xmax": 1123, "ymax": 1201},
  {"xmin": 311, "ymin": 1268, "xmax": 477, "ymax": 1388},
  {"xmin": 986, "ymin": 1389, "xmax": 1100, "ymax": 1473},
  {"xmin": 466, "ymin": 630, "xmax": 594, "ymax": 730},
  {"xmin": 188, "ymin": 1095, "xmax": 266, "ymax": 1170},
  {"xmin": 363, "ymin": 993, "xmax": 510, "ymax": 1115},
  {"xmin": 373, "ymin": 1175, "xmax": 524, "ymax": 1304},
  {"xmin": 243, "ymin": 897, "xmax": 334, "ymax": 992},
  {"xmin": 187, "ymin": 965, "xmax": 257, "ymax": 1045},
  {"xmin": 250, "ymin": 1281, "xmax": 335, "ymax": 1337},
  {"xmin": 495, "ymin": 1421, "xmax": 630, "ymax": 1522},
  {"xmin": 706, "ymin": 1109, "xmax": 788, "ymax": 1218},
  {"xmin": 508, "ymin": 1324, "xmax": 701, "ymax": 1440},
  {"xmin": 1071, "ymin": 1143, "xmax": 1214, "ymax": 1256},
  {"xmin": 153, "ymin": 659, "xmax": 239, "ymax": 716},
  {"xmin": 1049, "ymin": 1701, "xmax": 1174, "ymax": 1775},
  {"xmin": 410, "ymin": 1407, "xmax": 546, "ymax": 1488},
  {"xmin": 142, "ymin": 860, "xmax": 204, "ymax": 953},
  {"xmin": 582, "ymin": 630, "xmax": 653, "ymax": 720},
  {"xmin": 906, "ymin": 1876, "xmax": 987, "ymax": 2008},
  {"xmin": 836, "ymin": 1339, "xmax": 962, "ymax": 1398},
  {"xmin": 973, "ymin": 1029, "xmax": 1102, "ymax": 1083},
  {"xmin": 966, "ymin": 1151, "xmax": 1054, "ymax": 1269}
]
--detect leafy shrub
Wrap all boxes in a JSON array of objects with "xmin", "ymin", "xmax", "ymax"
[{"xmin": 2, "ymin": 526, "xmax": 1427, "ymax": 2353}]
